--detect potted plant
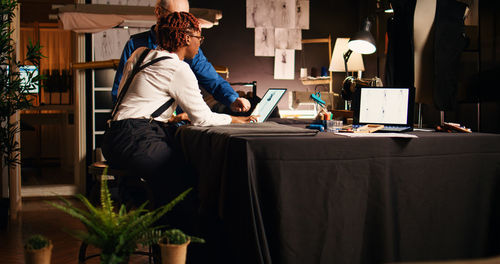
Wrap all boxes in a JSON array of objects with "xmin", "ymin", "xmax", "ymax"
[
  {"xmin": 24, "ymin": 234, "xmax": 53, "ymax": 264},
  {"xmin": 48, "ymin": 168, "xmax": 191, "ymax": 264},
  {"xmin": 1, "ymin": 0, "xmax": 44, "ymax": 222},
  {"xmin": 157, "ymin": 229, "xmax": 205, "ymax": 264}
]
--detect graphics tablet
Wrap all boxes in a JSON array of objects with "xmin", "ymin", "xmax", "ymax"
[{"xmin": 251, "ymin": 88, "xmax": 287, "ymax": 122}]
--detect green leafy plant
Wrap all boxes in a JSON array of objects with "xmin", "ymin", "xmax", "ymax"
[
  {"xmin": 159, "ymin": 229, "xmax": 205, "ymax": 245},
  {"xmin": 48, "ymin": 168, "xmax": 191, "ymax": 264},
  {"xmin": 24, "ymin": 234, "xmax": 50, "ymax": 250},
  {"xmin": 0, "ymin": 0, "xmax": 44, "ymax": 167}
]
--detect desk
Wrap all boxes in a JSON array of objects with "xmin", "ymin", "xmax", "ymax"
[{"xmin": 176, "ymin": 123, "xmax": 500, "ymax": 264}]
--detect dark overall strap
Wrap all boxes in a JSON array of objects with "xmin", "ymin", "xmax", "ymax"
[
  {"xmin": 111, "ymin": 48, "xmax": 174, "ymax": 120},
  {"xmin": 150, "ymin": 98, "xmax": 175, "ymax": 120}
]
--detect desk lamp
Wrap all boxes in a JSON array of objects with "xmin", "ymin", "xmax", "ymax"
[
  {"xmin": 341, "ymin": 18, "xmax": 377, "ymax": 103},
  {"xmin": 329, "ymin": 38, "xmax": 365, "ymax": 78},
  {"xmin": 348, "ymin": 18, "xmax": 377, "ymax": 55}
]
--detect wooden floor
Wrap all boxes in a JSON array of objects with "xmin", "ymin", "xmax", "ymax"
[
  {"xmin": 0, "ymin": 199, "xmax": 152, "ymax": 264},
  {"xmin": 3, "ymin": 200, "xmax": 500, "ymax": 264}
]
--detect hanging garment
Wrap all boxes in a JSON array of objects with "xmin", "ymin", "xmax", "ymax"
[{"xmin": 387, "ymin": 0, "xmax": 468, "ymax": 110}]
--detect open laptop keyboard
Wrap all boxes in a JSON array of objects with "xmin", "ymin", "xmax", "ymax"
[{"xmin": 353, "ymin": 125, "xmax": 413, "ymax": 132}]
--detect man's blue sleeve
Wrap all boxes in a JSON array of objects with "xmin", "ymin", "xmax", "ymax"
[
  {"xmin": 111, "ymin": 39, "xmax": 135, "ymax": 103},
  {"xmin": 185, "ymin": 49, "xmax": 238, "ymax": 107}
]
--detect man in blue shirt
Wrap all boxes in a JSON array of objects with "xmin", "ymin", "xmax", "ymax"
[{"xmin": 112, "ymin": 0, "xmax": 251, "ymax": 113}]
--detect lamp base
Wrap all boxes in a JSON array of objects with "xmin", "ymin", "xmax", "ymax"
[{"xmin": 341, "ymin": 76, "xmax": 382, "ymax": 101}]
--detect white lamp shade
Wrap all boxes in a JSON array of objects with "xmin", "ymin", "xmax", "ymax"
[{"xmin": 329, "ymin": 38, "xmax": 365, "ymax": 72}]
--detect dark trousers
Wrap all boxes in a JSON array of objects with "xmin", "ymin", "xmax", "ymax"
[{"xmin": 101, "ymin": 119, "xmax": 198, "ymax": 233}]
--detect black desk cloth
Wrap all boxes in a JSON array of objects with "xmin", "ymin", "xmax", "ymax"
[{"xmin": 176, "ymin": 123, "xmax": 500, "ymax": 264}]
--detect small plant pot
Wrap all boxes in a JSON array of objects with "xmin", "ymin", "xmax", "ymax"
[
  {"xmin": 24, "ymin": 242, "xmax": 53, "ymax": 264},
  {"xmin": 159, "ymin": 240, "xmax": 190, "ymax": 264}
]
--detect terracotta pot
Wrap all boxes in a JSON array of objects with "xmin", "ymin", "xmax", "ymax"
[
  {"xmin": 159, "ymin": 240, "xmax": 190, "ymax": 264},
  {"xmin": 24, "ymin": 242, "xmax": 53, "ymax": 264}
]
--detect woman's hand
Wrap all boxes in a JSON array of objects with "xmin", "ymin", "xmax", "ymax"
[
  {"xmin": 231, "ymin": 115, "xmax": 258, "ymax": 123},
  {"xmin": 168, "ymin": 112, "xmax": 190, "ymax": 123}
]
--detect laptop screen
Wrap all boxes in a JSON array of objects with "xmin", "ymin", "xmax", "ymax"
[
  {"xmin": 251, "ymin": 88, "xmax": 287, "ymax": 122},
  {"xmin": 354, "ymin": 87, "xmax": 415, "ymax": 127},
  {"xmin": 19, "ymin": 65, "xmax": 39, "ymax": 94}
]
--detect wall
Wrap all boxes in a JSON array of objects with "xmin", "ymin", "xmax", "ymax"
[
  {"xmin": 189, "ymin": 0, "xmax": 377, "ymax": 110},
  {"xmin": 477, "ymin": 0, "xmax": 500, "ymax": 132},
  {"xmin": 190, "ymin": 0, "xmax": 499, "ymax": 132}
]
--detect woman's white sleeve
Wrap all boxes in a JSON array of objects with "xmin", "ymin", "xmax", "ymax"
[{"xmin": 169, "ymin": 63, "xmax": 232, "ymax": 126}]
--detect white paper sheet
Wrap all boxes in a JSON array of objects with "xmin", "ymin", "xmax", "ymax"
[
  {"xmin": 333, "ymin": 132, "xmax": 418, "ymax": 138},
  {"xmin": 255, "ymin": 28, "xmax": 275, "ymax": 56},
  {"xmin": 274, "ymin": 49, "xmax": 295, "ymax": 80},
  {"xmin": 246, "ymin": 0, "xmax": 274, "ymax": 28},
  {"xmin": 273, "ymin": 0, "xmax": 296, "ymax": 28},
  {"xmin": 94, "ymin": 28, "xmax": 131, "ymax": 61},
  {"xmin": 296, "ymin": 0, "xmax": 310, "ymax": 29},
  {"xmin": 275, "ymin": 28, "xmax": 301, "ymax": 50}
]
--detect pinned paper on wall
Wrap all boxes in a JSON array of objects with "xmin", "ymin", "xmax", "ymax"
[
  {"xmin": 296, "ymin": 0, "xmax": 310, "ymax": 29},
  {"xmin": 255, "ymin": 28, "xmax": 275, "ymax": 57},
  {"xmin": 94, "ymin": 29, "xmax": 129, "ymax": 61},
  {"xmin": 247, "ymin": 0, "xmax": 309, "ymax": 79},
  {"xmin": 91, "ymin": 0, "xmax": 154, "ymax": 60},
  {"xmin": 272, "ymin": 0, "xmax": 296, "ymax": 28},
  {"xmin": 274, "ymin": 49, "xmax": 295, "ymax": 80},
  {"xmin": 246, "ymin": 0, "xmax": 274, "ymax": 28},
  {"xmin": 93, "ymin": 0, "xmax": 123, "ymax": 4},
  {"xmin": 94, "ymin": 28, "xmax": 150, "ymax": 61},
  {"xmin": 93, "ymin": 0, "xmax": 153, "ymax": 5},
  {"xmin": 275, "ymin": 28, "xmax": 302, "ymax": 50}
]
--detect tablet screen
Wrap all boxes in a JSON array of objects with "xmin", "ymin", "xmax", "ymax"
[{"xmin": 251, "ymin": 88, "xmax": 287, "ymax": 122}]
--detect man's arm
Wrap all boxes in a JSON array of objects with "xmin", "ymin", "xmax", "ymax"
[
  {"xmin": 185, "ymin": 49, "xmax": 240, "ymax": 107},
  {"xmin": 112, "ymin": 40, "xmax": 135, "ymax": 103},
  {"xmin": 112, "ymin": 29, "xmax": 154, "ymax": 103}
]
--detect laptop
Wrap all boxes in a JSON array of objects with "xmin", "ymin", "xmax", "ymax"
[
  {"xmin": 250, "ymin": 88, "xmax": 287, "ymax": 122},
  {"xmin": 352, "ymin": 87, "xmax": 415, "ymax": 132}
]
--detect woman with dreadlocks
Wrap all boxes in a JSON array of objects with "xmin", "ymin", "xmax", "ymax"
[{"xmin": 101, "ymin": 12, "xmax": 256, "ymax": 207}]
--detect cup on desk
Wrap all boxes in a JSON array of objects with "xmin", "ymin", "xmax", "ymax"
[
  {"xmin": 326, "ymin": 120, "xmax": 343, "ymax": 132},
  {"xmin": 300, "ymin": 68, "xmax": 307, "ymax": 79}
]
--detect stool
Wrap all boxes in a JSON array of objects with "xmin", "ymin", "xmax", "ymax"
[
  {"xmin": 87, "ymin": 161, "xmax": 156, "ymax": 208},
  {"xmin": 78, "ymin": 161, "xmax": 158, "ymax": 263}
]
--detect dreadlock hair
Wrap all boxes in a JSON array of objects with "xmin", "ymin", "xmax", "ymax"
[{"xmin": 156, "ymin": 12, "xmax": 200, "ymax": 52}]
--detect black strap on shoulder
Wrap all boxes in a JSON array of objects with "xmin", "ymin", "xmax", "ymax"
[
  {"xmin": 111, "ymin": 48, "xmax": 173, "ymax": 120},
  {"xmin": 138, "ymin": 56, "xmax": 171, "ymax": 72},
  {"xmin": 150, "ymin": 98, "xmax": 175, "ymax": 120}
]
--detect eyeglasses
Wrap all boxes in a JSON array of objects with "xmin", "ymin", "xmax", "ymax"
[{"xmin": 188, "ymin": 35, "xmax": 204, "ymax": 44}]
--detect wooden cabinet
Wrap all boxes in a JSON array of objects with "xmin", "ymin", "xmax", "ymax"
[{"xmin": 300, "ymin": 35, "xmax": 333, "ymax": 92}]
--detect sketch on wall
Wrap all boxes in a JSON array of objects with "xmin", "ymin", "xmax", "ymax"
[
  {"xmin": 255, "ymin": 28, "xmax": 275, "ymax": 56},
  {"xmin": 246, "ymin": 0, "xmax": 274, "ymax": 28},
  {"xmin": 273, "ymin": 0, "xmax": 296, "ymax": 28},
  {"xmin": 93, "ymin": 0, "xmax": 154, "ymax": 5},
  {"xmin": 247, "ymin": 0, "xmax": 309, "ymax": 79},
  {"xmin": 94, "ymin": 28, "xmax": 150, "ymax": 61},
  {"xmin": 275, "ymin": 28, "xmax": 301, "ymax": 50},
  {"xmin": 93, "ymin": 0, "xmax": 124, "ymax": 4},
  {"xmin": 274, "ymin": 49, "xmax": 295, "ymax": 80},
  {"xmin": 94, "ymin": 29, "xmax": 129, "ymax": 61},
  {"xmin": 92, "ymin": 0, "xmax": 152, "ymax": 61},
  {"xmin": 296, "ymin": 0, "xmax": 310, "ymax": 29}
]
